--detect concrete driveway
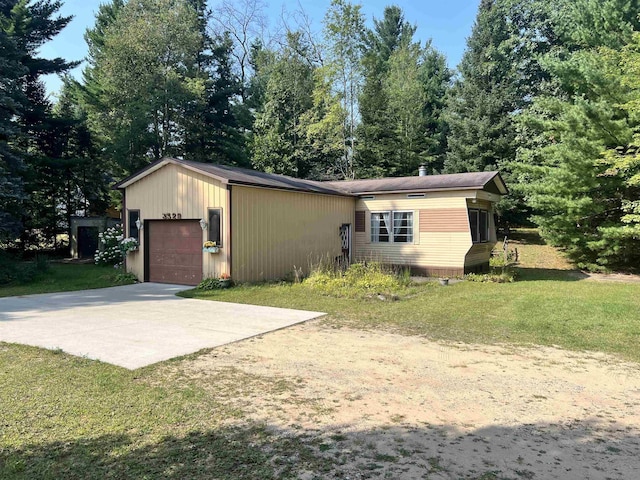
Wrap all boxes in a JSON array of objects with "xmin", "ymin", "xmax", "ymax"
[{"xmin": 0, "ymin": 283, "xmax": 324, "ymax": 369}]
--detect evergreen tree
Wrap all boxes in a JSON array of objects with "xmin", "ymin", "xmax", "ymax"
[
  {"xmin": 0, "ymin": 0, "xmax": 27, "ymax": 241},
  {"xmin": 1, "ymin": 0, "xmax": 75, "ymax": 246},
  {"xmin": 518, "ymin": 0, "xmax": 640, "ymax": 270},
  {"xmin": 358, "ymin": 5, "xmax": 416, "ymax": 176},
  {"xmin": 250, "ymin": 32, "xmax": 316, "ymax": 177},
  {"xmin": 444, "ymin": 0, "xmax": 517, "ymax": 174}
]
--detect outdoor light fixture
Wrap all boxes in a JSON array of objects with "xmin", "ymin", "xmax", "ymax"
[
  {"xmin": 199, "ymin": 218, "xmax": 208, "ymax": 230},
  {"xmin": 135, "ymin": 218, "xmax": 143, "ymax": 230}
]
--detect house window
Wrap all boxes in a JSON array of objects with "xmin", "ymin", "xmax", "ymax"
[
  {"xmin": 392, "ymin": 211, "xmax": 413, "ymax": 243},
  {"xmin": 371, "ymin": 212, "xmax": 390, "ymax": 243},
  {"xmin": 128, "ymin": 210, "xmax": 140, "ymax": 241},
  {"xmin": 469, "ymin": 209, "xmax": 490, "ymax": 243},
  {"xmin": 371, "ymin": 211, "xmax": 414, "ymax": 243},
  {"xmin": 208, "ymin": 208, "xmax": 222, "ymax": 246}
]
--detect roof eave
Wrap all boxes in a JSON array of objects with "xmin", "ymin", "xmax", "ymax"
[
  {"xmin": 352, "ymin": 186, "xmax": 485, "ymax": 196},
  {"xmin": 227, "ymin": 179, "xmax": 353, "ymax": 197},
  {"xmin": 112, "ymin": 157, "xmax": 230, "ymax": 190}
]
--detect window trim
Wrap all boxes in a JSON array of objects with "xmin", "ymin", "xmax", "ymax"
[
  {"xmin": 370, "ymin": 210, "xmax": 415, "ymax": 244},
  {"xmin": 207, "ymin": 208, "xmax": 223, "ymax": 247},
  {"xmin": 469, "ymin": 208, "xmax": 490, "ymax": 244}
]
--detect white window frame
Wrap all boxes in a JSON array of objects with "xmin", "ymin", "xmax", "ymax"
[
  {"xmin": 391, "ymin": 210, "xmax": 414, "ymax": 243},
  {"xmin": 370, "ymin": 210, "xmax": 414, "ymax": 244},
  {"xmin": 371, "ymin": 211, "xmax": 391, "ymax": 243}
]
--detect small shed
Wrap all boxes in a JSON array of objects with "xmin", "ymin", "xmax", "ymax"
[
  {"xmin": 114, "ymin": 158, "xmax": 507, "ymax": 285},
  {"xmin": 70, "ymin": 216, "xmax": 120, "ymax": 259}
]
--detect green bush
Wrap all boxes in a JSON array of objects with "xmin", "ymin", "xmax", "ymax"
[
  {"xmin": 197, "ymin": 277, "xmax": 222, "ymax": 290},
  {"xmin": 0, "ymin": 252, "xmax": 50, "ymax": 285},
  {"xmin": 304, "ymin": 262, "xmax": 410, "ymax": 298}
]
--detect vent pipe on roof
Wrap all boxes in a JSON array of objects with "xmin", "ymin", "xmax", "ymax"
[{"xmin": 418, "ymin": 165, "xmax": 427, "ymax": 177}]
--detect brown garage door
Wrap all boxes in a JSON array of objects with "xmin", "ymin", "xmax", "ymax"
[{"xmin": 147, "ymin": 220, "xmax": 203, "ymax": 285}]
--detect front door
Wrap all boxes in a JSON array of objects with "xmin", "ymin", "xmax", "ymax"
[{"xmin": 339, "ymin": 223, "xmax": 351, "ymax": 265}]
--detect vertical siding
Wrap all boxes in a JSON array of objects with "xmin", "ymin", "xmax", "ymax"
[
  {"xmin": 124, "ymin": 163, "xmax": 229, "ymax": 282},
  {"xmin": 231, "ymin": 186, "xmax": 355, "ymax": 282}
]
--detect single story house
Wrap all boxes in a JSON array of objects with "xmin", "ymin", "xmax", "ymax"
[{"xmin": 114, "ymin": 157, "xmax": 508, "ymax": 285}]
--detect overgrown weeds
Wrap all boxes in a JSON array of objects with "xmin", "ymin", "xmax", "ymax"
[{"xmin": 304, "ymin": 261, "xmax": 412, "ymax": 298}]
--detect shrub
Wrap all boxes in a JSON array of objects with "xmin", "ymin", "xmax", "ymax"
[
  {"xmin": 304, "ymin": 261, "xmax": 411, "ymax": 298},
  {"xmin": 198, "ymin": 277, "xmax": 222, "ymax": 290},
  {"xmin": 0, "ymin": 251, "xmax": 50, "ymax": 285},
  {"xmin": 94, "ymin": 225, "xmax": 138, "ymax": 266}
]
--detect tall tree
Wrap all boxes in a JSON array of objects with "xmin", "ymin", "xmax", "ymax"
[
  {"xmin": 250, "ymin": 32, "xmax": 316, "ymax": 177},
  {"xmin": 358, "ymin": 5, "xmax": 416, "ymax": 176},
  {"xmin": 0, "ymin": 0, "xmax": 27, "ymax": 242},
  {"xmin": 444, "ymin": 0, "xmax": 518, "ymax": 174},
  {"xmin": 323, "ymin": 0, "xmax": 365, "ymax": 179},
  {"xmin": 1, "ymin": 0, "xmax": 75, "ymax": 246},
  {"xmin": 518, "ymin": 0, "xmax": 640, "ymax": 270}
]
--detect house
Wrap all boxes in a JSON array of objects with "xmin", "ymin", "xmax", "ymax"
[{"xmin": 114, "ymin": 157, "xmax": 508, "ymax": 285}]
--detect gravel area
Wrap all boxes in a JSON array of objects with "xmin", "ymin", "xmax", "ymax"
[{"xmin": 181, "ymin": 321, "xmax": 640, "ymax": 479}]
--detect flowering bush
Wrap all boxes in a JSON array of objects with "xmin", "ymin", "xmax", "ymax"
[
  {"xmin": 94, "ymin": 225, "xmax": 138, "ymax": 266},
  {"xmin": 121, "ymin": 237, "xmax": 139, "ymax": 252},
  {"xmin": 219, "ymin": 272, "xmax": 230, "ymax": 280}
]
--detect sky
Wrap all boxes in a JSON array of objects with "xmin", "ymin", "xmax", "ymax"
[{"xmin": 40, "ymin": 0, "xmax": 481, "ymax": 98}]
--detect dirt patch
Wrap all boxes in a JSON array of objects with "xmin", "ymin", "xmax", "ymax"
[{"xmin": 179, "ymin": 322, "xmax": 640, "ymax": 479}]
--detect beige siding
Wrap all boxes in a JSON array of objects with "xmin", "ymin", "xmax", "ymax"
[
  {"xmin": 124, "ymin": 163, "xmax": 229, "ymax": 281},
  {"xmin": 231, "ymin": 186, "xmax": 354, "ymax": 282},
  {"xmin": 354, "ymin": 193, "xmax": 473, "ymax": 271},
  {"xmin": 464, "ymin": 199, "xmax": 498, "ymax": 267}
]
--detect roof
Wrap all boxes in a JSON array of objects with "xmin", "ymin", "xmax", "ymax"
[
  {"xmin": 113, "ymin": 157, "xmax": 350, "ymax": 196},
  {"xmin": 114, "ymin": 158, "xmax": 508, "ymax": 196},
  {"xmin": 324, "ymin": 171, "xmax": 508, "ymax": 195}
]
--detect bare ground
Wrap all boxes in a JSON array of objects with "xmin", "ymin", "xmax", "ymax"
[{"xmin": 163, "ymin": 320, "xmax": 640, "ymax": 479}]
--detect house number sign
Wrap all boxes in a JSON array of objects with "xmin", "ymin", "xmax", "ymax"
[{"xmin": 162, "ymin": 213, "xmax": 182, "ymax": 219}]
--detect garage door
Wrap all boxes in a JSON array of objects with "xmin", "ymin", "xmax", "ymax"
[{"xmin": 147, "ymin": 220, "xmax": 203, "ymax": 285}]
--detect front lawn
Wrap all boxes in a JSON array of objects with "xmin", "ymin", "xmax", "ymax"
[{"xmin": 0, "ymin": 263, "xmax": 135, "ymax": 298}]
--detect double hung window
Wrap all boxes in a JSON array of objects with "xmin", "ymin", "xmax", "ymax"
[{"xmin": 371, "ymin": 211, "xmax": 414, "ymax": 243}]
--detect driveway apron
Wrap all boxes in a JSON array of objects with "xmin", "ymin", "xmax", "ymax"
[{"xmin": 0, "ymin": 283, "xmax": 325, "ymax": 369}]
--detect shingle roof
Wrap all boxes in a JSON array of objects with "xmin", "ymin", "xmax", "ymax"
[
  {"xmin": 178, "ymin": 160, "xmax": 349, "ymax": 196},
  {"xmin": 324, "ymin": 171, "xmax": 508, "ymax": 195},
  {"xmin": 114, "ymin": 158, "xmax": 507, "ymax": 196}
]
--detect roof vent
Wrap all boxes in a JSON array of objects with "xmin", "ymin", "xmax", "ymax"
[{"xmin": 418, "ymin": 165, "xmax": 427, "ymax": 177}]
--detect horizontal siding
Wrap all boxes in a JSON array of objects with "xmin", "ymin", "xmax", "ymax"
[
  {"xmin": 419, "ymin": 208, "xmax": 469, "ymax": 232},
  {"xmin": 465, "ymin": 243, "xmax": 494, "ymax": 266},
  {"xmin": 354, "ymin": 194, "xmax": 472, "ymax": 269},
  {"xmin": 232, "ymin": 186, "xmax": 355, "ymax": 282},
  {"xmin": 124, "ymin": 163, "xmax": 230, "ymax": 282}
]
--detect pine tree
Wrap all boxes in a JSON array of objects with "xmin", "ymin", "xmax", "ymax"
[
  {"xmin": 444, "ymin": 0, "xmax": 517, "ymax": 174},
  {"xmin": 1, "ymin": 0, "xmax": 75, "ymax": 246},
  {"xmin": 518, "ymin": 0, "xmax": 640, "ymax": 270},
  {"xmin": 358, "ymin": 5, "xmax": 416, "ymax": 176}
]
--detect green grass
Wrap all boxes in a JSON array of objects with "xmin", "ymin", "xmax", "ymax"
[
  {"xmin": 0, "ymin": 346, "xmax": 318, "ymax": 479},
  {"xmin": 180, "ymin": 230, "xmax": 640, "ymax": 363},
  {"xmin": 180, "ymin": 276, "xmax": 640, "ymax": 362},
  {"xmin": 2, "ymin": 230, "xmax": 639, "ymax": 479},
  {"xmin": 0, "ymin": 263, "xmax": 135, "ymax": 297}
]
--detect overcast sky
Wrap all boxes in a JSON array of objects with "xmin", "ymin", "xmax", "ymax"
[{"xmin": 39, "ymin": 0, "xmax": 481, "ymax": 98}]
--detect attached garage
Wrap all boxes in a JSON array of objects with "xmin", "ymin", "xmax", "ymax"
[{"xmin": 115, "ymin": 158, "xmax": 355, "ymax": 285}]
